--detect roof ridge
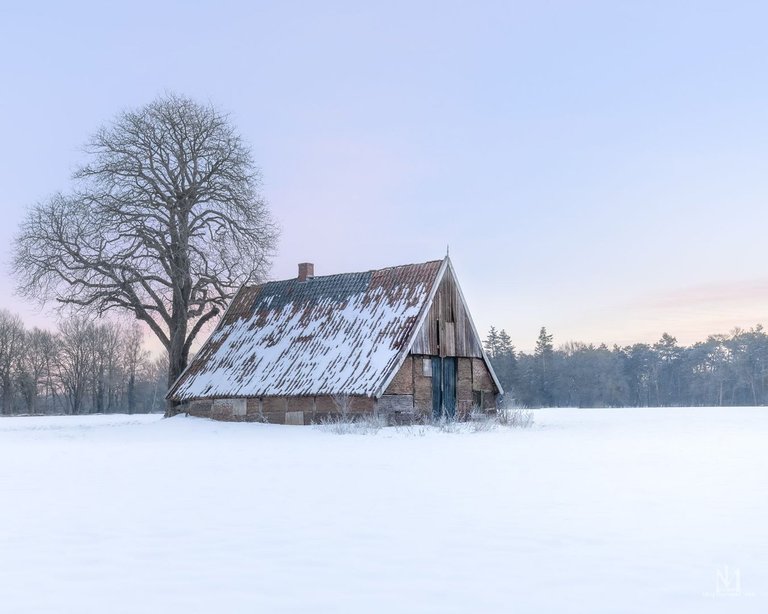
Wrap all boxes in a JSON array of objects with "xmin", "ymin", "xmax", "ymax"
[{"xmin": 244, "ymin": 258, "xmax": 444, "ymax": 289}]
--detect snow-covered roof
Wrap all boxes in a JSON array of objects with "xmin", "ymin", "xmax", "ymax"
[{"xmin": 168, "ymin": 259, "xmax": 445, "ymax": 400}]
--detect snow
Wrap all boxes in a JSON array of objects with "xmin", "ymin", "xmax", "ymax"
[
  {"xmin": 174, "ymin": 285, "xmax": 429, "ymax": 398},
  {"xmin": 1, "ymin": 408, "xmax": 767, "ymax": 613}
]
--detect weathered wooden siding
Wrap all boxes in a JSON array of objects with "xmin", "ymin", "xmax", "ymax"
[{"xmin": 411, "ymin": 267, "xmax": 483, "ymax": 358}]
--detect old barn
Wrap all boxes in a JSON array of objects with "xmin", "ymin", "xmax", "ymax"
[{"xmin": 167, "ymin": 257, "xmax": 502, "ymax": 423}]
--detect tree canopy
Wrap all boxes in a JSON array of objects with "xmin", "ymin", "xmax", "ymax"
[
  {"xmin": 486, "ymin": 325, "xmax": 768, "ymax": 408},
  {"xmin": 13, "ymin": 94, "xmax": 278, "ymax": 413}
]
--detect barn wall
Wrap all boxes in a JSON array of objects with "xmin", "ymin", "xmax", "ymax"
[
  {"xmin": 378, "ymin": 395, "xmax": 414, "ymax": 414},
  {"xmin": 261, "ymin": 396, "xmax": 287, "ymax": 423},
  {"xmin": 385, "ymin": 356, "xmax": 414, "ymax": 395},
  {"xmin": 413, "ymin": 355, "xmax": 433, "ymax": 414},
  {"xmin": 403, "ymin": 354, "xmax": 499, "ymax": 418},
  {"xmin": 378, "ymin": 356, "xmax": 418, "ymax": 420},
  {"xmin": 185, "ymin": 399, "xmax": 213, "ymax": 418},
  {"xmin": 472, "ymin": 358, "xmax": 495, "ymax": 392},
  {"xmin": 184, "ymin": 349, "xmax": 498, "ymax": 425},
  {"xmin": 457, "ymin": 357, "xmax": 474, "ymax": 418},
  {"xmin": 185, "ymin": 394, "xmax": 375, "ymax": 424},
  {"xmin": 472, "ymin": 358, "xmax": 498, "ymax": 409}
]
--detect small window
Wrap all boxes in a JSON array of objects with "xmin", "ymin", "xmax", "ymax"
[{"xmin": 423, "ymin": 358, "xmax": 432, "ymax": 376}]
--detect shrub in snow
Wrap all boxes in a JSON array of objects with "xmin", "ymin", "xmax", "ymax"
[
  {"xmin": 331, "ymin": 393, "xmax": 353, "ymax": 421},
  {"xmin": 316, "ymin": 400, "xmax": 533, "ymax": 435},
  {"xmin": 317, "ymin": 412, "xmax": 386, "ymax": 435},
  {"xmin": 496, "ymin": 405, "xmax": 534, "ymax": 429},
  {"xmin": 433, "ymin": 414, "xmax": 462, "ymax": 433},
  {"xmin": 468, "ymin": 408, "xmax": 496, "ymax": 432}
]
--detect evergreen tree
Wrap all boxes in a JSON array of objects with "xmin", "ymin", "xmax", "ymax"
[
  {"xmin": 484, "ymin": 326, "xmax": 500, "ymax": 359},
  {"xmin": 495, "ymin": 329, "xmax": 518, "ymax": 397},
  {"xmin": 478, "ymin": 324, "xmax": 768, "ymax": 408},
  {"xmin": 498, "ymin": 329, "xmax": 514, "ymax": 356},
  {"xmin": 535, "ymin": 327, "xmax": 554, "ymax": 358},
  {"xmin": 534, "ymin": 327, "xmax": 554, "ymax": 406},
  {"xmin": 654, "ymin": 333, "xmax": 683, "ymax": 406}
]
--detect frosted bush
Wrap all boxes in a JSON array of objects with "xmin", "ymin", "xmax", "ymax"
[
  {"xmin": 317, "ymin": 412, "xmax": 385, "ymax": 435},
  {"xmin": 497, "ymin": 406, "xmax": 534, "ymax": 428}
]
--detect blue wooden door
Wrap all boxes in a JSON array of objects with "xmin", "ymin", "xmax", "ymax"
[
  {"xmin": 431, "ymin": 357, "xmax": 457, "ymax": 419},
  {"xmin": 442, "ymin": 358, "xmax": 457, "ymax": 418},
  {"xmin": 431, "ymin": 357, "xmax": 442, "ymax": 419}
]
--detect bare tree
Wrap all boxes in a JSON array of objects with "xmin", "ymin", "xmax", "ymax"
[
  {"xmin": 88, "ymin": 321, "xmax": 122, "ymax": 413},
  {"xmin": 122, "ymin": 321, "xmax": 149, "ymax": 414},
  {"xmin": 58, "ymin": 317, "xmax": 93, "ymax": 415},
  {"xmin": 0, "ymin": 310, "xmax": 25, "ymax": 415},
  {"xmin": 18, "ymin": 328, "xmax": 59, "ymax": 414},
  {"xmin": 13, "ymin": 94, "xmax": 278, "ymax": 415},
  {"xmin": 147, "ymin": 353, "xmax": 170, "ymax": 414}
]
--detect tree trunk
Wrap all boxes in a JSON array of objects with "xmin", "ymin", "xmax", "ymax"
[
  {"xmin": 3, "ymin": 377, "xmax": 13, "ymax": 415},
  {"xmin": 165, "ymin": 316, "xmax": 188, "ymax": 418},
  {"xmin": 128, "ymin": 373, "xmax": 135, "ymax": 415},
  {"xmin": 718, "ymin": 381, "xmax": 724, "ymax": 406},
  {"xmin": 165, "ymin": 356, "xmax": 182, "ymax": 417}
]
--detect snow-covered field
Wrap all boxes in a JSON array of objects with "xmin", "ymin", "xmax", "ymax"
[{"xmin": 1, "ymin": 408, "xmax": 767, "ymax": 613}]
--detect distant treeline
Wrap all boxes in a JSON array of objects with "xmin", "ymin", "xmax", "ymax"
[
  {"xmin": 485, "ymin": 326, "xmax": 768, "ymax": 408},
  {"xmin": 0, "ymin": 310, "xmax": 167, "ymax": 416}
]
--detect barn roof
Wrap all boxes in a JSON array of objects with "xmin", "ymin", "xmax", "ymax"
[{"xmin": 168, "ymin": 259, "xmax": 448, "ymax": 400}]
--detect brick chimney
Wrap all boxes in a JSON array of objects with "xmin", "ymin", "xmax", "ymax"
[{"xmin": 298, "ymin": 262, "xmax": 314, "ymax": 282}]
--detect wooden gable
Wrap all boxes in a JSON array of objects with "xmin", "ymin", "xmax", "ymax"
[{"xmin": 411, "ymin": 263, "xmax": 484, "ymax": 359}]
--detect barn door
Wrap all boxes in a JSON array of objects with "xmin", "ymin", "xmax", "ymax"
[
  {"xmin": 442, "ymin": 358, "xmax": 456, "ymax": 418},
  {"xmin": 431, "ymin": 357, "xmax": 442, "ymax": 419},
  {"xmin": 431, "ymin": 357, "xmax": 457, "ymax": 419}
]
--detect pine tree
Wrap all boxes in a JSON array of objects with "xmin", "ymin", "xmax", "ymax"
[
  {"xmin": 498, "ymin": 329, "xmax": 514, "ymax": 357},
  {"xmin": 484, "ymin": 326, "xmax": 500, "ymax": 359},
  {"xmin": 534, "ymin": 327, "xmax": 554, "ymax": 406},
  {"xmin": 535, "ymin": 327, "xmax": 554, "ymax": 359},
  {"xmin": 496, "ymin": 329, "xmax": 518, "ymax": 395}
]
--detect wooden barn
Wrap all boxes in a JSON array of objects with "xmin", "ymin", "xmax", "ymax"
[{"xmin": 167, "ymin": 257, "xmax": 502, "ymax": 423}]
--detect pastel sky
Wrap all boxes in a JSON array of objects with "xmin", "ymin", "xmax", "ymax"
[{"xmin": 2, "ymin": 1, "xmax": 767, "ymax": 352}]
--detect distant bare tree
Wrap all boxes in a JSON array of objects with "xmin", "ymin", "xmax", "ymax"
[
  {"xmin": 58, "ymin": 317, "xmax": 93, "ymax": 415},
  {"xmin": 147, "ymin": 353, "xmax": 170, "ymax": 413},
  {"xmin": 13, "ymin": 94, "xmax": 278, "ymax": 415},
  {"xmin": 18, "ymin": 328, "xmax": 59, "ymax": 414},
  {"xmin": 88, "ymin": 321, "xmax": 122, "ymax": 413},
  {"xmin": 122, "ymin": 322, "xmax": 149, "ymax": 414},
  {"xmin": 0, "ymin": 311, "xmax": 25, "ymax": 414}
]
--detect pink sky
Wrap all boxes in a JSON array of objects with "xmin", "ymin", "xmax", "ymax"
[{"xmin": 2, "ymin": 1, "xmax": 767, "ymax": 353}]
